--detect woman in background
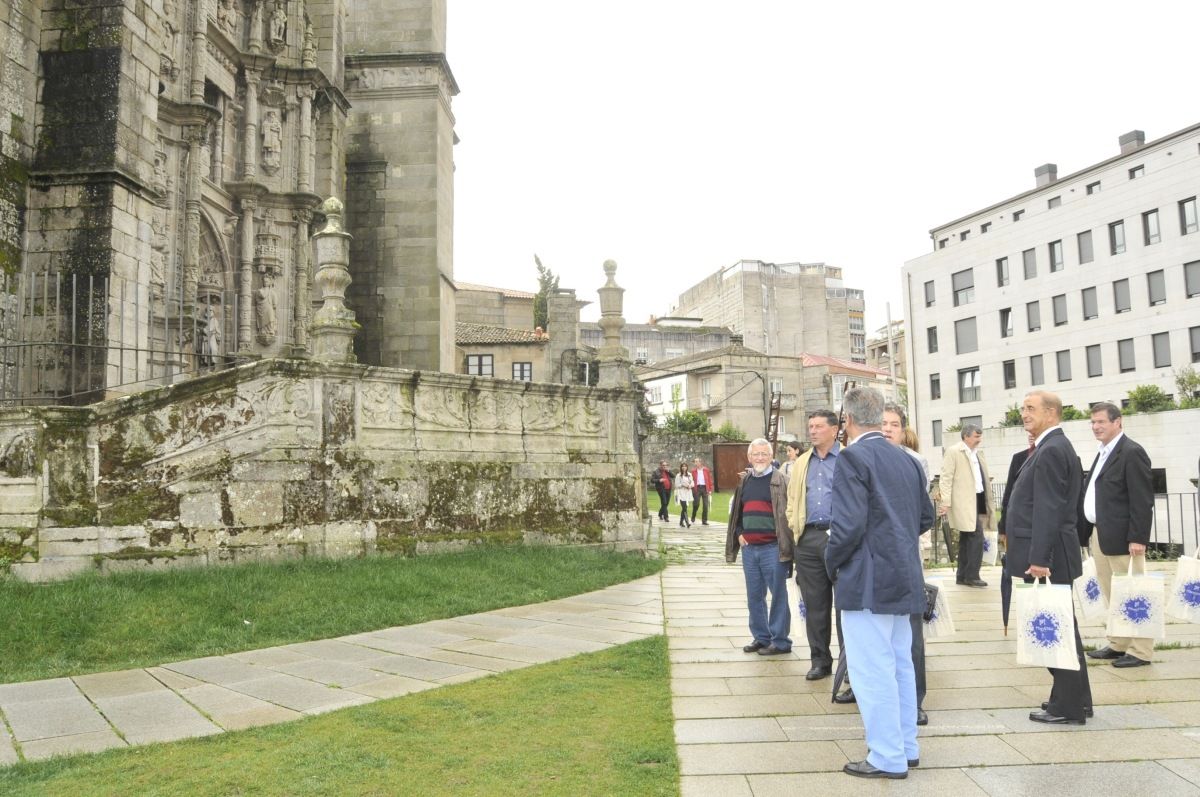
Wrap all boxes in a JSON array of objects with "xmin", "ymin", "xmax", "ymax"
[{"xmin": 675, "ymin": 462, "xmax": 695, "ymax": 527}]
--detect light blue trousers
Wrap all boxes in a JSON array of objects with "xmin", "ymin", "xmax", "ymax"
[{"xmin": 841, "ymin": 609, "xmax": 918, "ymax": 773}]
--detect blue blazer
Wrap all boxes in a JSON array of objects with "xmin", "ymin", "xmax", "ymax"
[{"xmin": 825, "ymin": 432, "xmax": 933, "ymax": 615}]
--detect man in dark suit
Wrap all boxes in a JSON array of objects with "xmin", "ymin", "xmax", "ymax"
[
  {"xmin": 1078, "ymin": 401, "xmax": 1155, "ymax": 668},
  {"xmin": 998, "ymin": 432, "xmax": 1034, "ymax": 538},
  {"xmin": 825, "ymin": 387, "xmax": 932, "ymax": 779},
  {"xmin": 1005, "ymin": 390, "xmax": 1093, "ymax": 725}
]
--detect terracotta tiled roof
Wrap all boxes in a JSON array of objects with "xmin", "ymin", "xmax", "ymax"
[
  {"xmin": 455, "ymin": 322, "xmax": 547, "ymax": 345},
  {"xmin": 453, "ymin": 281, "xmax": 537, "ymax": 299},
  {"xmin": 800, "ymin": 352, "xmax": 889, "ymax": 375}
]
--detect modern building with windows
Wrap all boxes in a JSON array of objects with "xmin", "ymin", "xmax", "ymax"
[{"xmin": 903, "ymin": 125, "xmax": 1200, "ymax": 482}]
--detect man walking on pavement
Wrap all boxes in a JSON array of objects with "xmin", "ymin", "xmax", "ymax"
[
  {"xmin": 939, "ymin": 423, "xmax": 994, "ymax": 587},
  {"xmin": 726, "ymin": 438, "xmax": 794, "ymax": 657},
  {"xmin": 652, "ymin": 460, "xmax": 672, "ymax": 522},
  {"xmin": 1079, "ymin": 401, "xmax": 1155, "ymax": 669},
  {"xmin": 785, "ymin": 410, "xmax": 842, "ymax": 681},
  {"xmin": 691, "ymin": 457, "xmax": 714, "ymax": 526}
]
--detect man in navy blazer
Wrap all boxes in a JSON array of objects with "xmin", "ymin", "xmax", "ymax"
[
  {"xmin": 825, "ymin": 387, "xmax": 933, "ymax": 780},
  {"xmin": 1005, "ymin": 390, "xmax": 1093, "ymax": 724},
  {"xmin": 1078, "ymin": 401, "xmax": 1155, "ymax": 667}
]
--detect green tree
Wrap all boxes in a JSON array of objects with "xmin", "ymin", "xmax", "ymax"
[
  {"xmin": 1176, "ymin": 366, "xmax": 1200, "ymax": 409},
  {"xmin": 1001, "ymin": 405, "xmax": 1023, "ymax": 427},
  {"xmin": 532, "ymin": 254, "xmax": 559, "ymax": 331},
  {"xmin": 1126, "ymin": 384, "xmax": 1175, "ymax": 414},
  {"xmin": 1061, "ymin": 405, "xmax": 1087, "ymax": 421},
  {"xmin": 662, "ymin": 410, "xmax": 712, "ymax": 435},
  {"xmin": 715, "ymin": 421, "xmax": 746, "ymax": 441}
]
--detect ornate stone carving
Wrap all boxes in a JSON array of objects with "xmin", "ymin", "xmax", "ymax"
[
  {"xmin": 255, "ymin": 272, "xmax": 278, "ymax": 344},
  {"xmin": 360, "ymin": 382, "xmax": 415, "ymax": 427},
  {"xmin": 261, "ymin": 109, "xmax": 282, "ymax": 174},
  {"xmin": 151, "ymin": 150, "xmax": 169, "ymax": 195},
  {"xmin": 197, "ymin": 304, "xmax": 222, "ymax": 367},
  {"xmin": 215, "ymin": 0, "xmax": 238, "ymax": 35},
  {"xmin": 269, "ymin": 1, "xmax": 287, "ymax": 52},
  {"xmin": 523, "ymin": 395, "xmax": 563, "ymax": 432},
  {"xmin": 159, "ymin": 53, "xmax": 179, "ymax": 84},
  {"xmin": 414, "ymin": 387, "xmax": 467, "ymax": 430},
  {"xmin": 567, "ymin": 396, "xmax": 604, "ymax": 436},
  {"xmin": 302, "ymin": 15, "xmax": 316, "ymax": 67}
]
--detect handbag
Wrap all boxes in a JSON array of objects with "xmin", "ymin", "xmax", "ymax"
[
  {"xmin": 1015, "ymin": 580, "xmax": 1079, "ymax": 670},
  {"xmin": 981, "ymin": 531, "xmax": 1000, "ymax": 567},
  {"xmin": 795, "ymin": 596, "xmax": 807, "ymax": 636},
  {"xmin": 923, "ymin": 579, "xmax": 955, "ymax": 638},
  {"xmin": 1107, "ymin": 559, "xmax": 1166, "ymax": 640},
  {"xmin": 1073, "ymin": 552, "xmax": 1108, "ymax": 620},
  {"xmin": 1167, "ymin": 555, "xmax": 1200, "ymax": 624}
]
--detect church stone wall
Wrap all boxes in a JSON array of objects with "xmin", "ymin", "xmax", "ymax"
[{"xmin": 0, "ymin": 358, "xmax": 646, "ymax": 581}]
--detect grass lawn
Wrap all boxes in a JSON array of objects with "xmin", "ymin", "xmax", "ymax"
[
  {"xmin": 0, "ymin": 636, "xmax": 678, "ymax": 797},
  {"xmin": 645, "ymin": 489, "xmax": 731, "ymax": 525},
  {"xmin": 0, "ymin": 546, "xmax": 664, "ymax": 683}
]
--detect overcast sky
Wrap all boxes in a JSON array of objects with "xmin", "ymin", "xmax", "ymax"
[{"xmin": 446, "ymin": 1, "xmax": 1199, "ymax": 332}]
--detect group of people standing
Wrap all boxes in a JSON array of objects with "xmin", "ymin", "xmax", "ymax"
[
  {"xmin": 651, "ymin": 458, "xmax": 714, "ymax": 526},
  {"xmin": 716, "ymin": 386, "xmax": 1155, "ymax": 779}
]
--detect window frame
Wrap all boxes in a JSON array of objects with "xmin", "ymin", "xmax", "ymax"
[
  {"xmin": 1026, "ymin": 300, "xmax": 1041, "ymax": 332},
  {"xmin": 1023, "ymin": 248, "xmax": 1037, "ymax": 279},
  {"xmin": 1147, "ymin": 269, "xmax": 1166, "ymax": 306},
  {"xmin": 957, "ymin": 367, "xmax": 981, "ymax": 403},
  {"xmin": 1002, "ymin": 359, "xmax": 1016, "ymax": 390},
  {"xmin": 1113, "ymin": 278, "xmax": 1131, "ymax": 313},
  {"xmin": 511, "ymin": 361, "xmax": 533, "ymax": 381},
  {"xmin": 1109, "ymin": 220, "xmax": 1126, "ymax": 255},
  {"xmin": 1118, "ymin": 338, "xmax": 1136, "ymax": 372},
  {"xmin": 996, "ymin": 257, "xmax": 1010, "ymax": 287},
  {"xmin": 1086, "ymin": 344, "xmax": 1102, "ymax": 378},
  {"xmin": 467, "ymin": 354, "xmax": 495, "ymax": 377},
  {"xmin": 1056, "ymin": 349, "xmax": 1072, "ymax": 382},
  {"xmin": 1081, "ymin": 286, "xmax": 1098, "ymax": 320},
  {"xmin": 1077, "ymin": 229, "xmax": 1094, "ymax": 264},
  {"xmin": 1180, "ymin": 196, "xmax": 1198, "ymax": 235},
  {"xmin": 1143, "ymin": 209, "xmax": 1161, "ymax": 245},
  {"xmin": 1152, "ymin": 332, "xmax": 1171, "ymax": 368}
]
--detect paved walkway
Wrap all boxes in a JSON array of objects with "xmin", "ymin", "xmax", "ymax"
[{"xmin": 3, "ymin": 518, "xmax": 1200, "ymax": 797}]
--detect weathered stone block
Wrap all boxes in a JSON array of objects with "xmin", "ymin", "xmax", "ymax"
[
  {"xmin": 227, "ymin": 483, "xmax": 284, "ymax": 527},
  {"xmin": 179, "ymin": 492, "xmax": 224, "ymax": 529}
]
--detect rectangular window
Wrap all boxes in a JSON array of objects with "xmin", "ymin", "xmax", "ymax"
[
  {"xmin": 1049, "ymin": 240, "xmax": 1064, "ymax": 272},
  {"xmin": 1030, "ymin": 354, "xmax": 1044, "ymax": 385},
  {"xmin": 1023, "ymin": 248, "xmax": 1037, "ymax": 279},
  {"xmin": 931, "ymin": 420, "xmax": 943, "ymax": 448},
  {"xmin": 1003, "ymin": 359, "xmax": 1016, "ymax": 389},
  {"xmin": 1113, "ymin": 278, "xmax": 1131, "ymax": 313},
  {"xmin": 1026, "ymin": 300, "xmax": 1041, "ymax": 332},
  {"xmin": 954, "ymin": 317, "xmax": 978, "ymax": 354},
  {"xmin": 1047, "ymin": 196, "xmax": 1061, "ymax": 209},
  {"xmin": 1129, "ymin": 165, "xmax": 1144, "ymax": 180},
  {"xmin": 958, "ymin": 367, "xmax": 981, "ymax": 403},
  {"xmin": 1086, "ymin": 344, "xmax": 1102, "ymax": 378},
  {"xmin": 1086, "ymin": 181, "xmax": 1101, "ymax": 195},
  {"xmin": 996, "ymin": 257, "xmax": 1010, "ymax": 286},
  {"xmin": 938, "ymin": 238, "xmax": 948, "ymax": 249},
  {"xmin": 1077, "ymin": 230, "xmax": 1094, "ymax": 264},
  {"xmin": 634, "ymin": 347, "xmax": 648, "ymax": 362},
  {"xmin": 1147, "ymin": 269, "xmax": 1166, "ymax": 306},
  {"xmin": 512, "ymin": 362, "xmax": 532, "ymax": 381},
  {"xmin": 1187, "ymin": 261, "xmax": 1200, "ymax": 298},
  {"xmin": 1082, "ymin": 286, "xmax": 1098, "ymax": 319},
  {"xmin": 1152, "ymin": 332, "xmax": 1171, "ymax": 368},
  {"xmin": 951, "ymin": 268, "xmax": 975, "ymax": 306},
  {"xmin": 1118, "ymin": 338, "xmax": 1135, "ymax": 372},
  {"xmin": 769, "ymin": 377, "xmax": 784, "ymax": 395},
  {"xmin": 467, "ymin": 354, "xmax": 494, "ymax": 376},
  {"xmin": 1052, "ymin": 294, "xmax": 1067, "ymax": 326},
  {"xmin": 960, "ymin": 415, "xmax": 983, "ymax": 431},
  {"xmin": 701, "ymin": 377, "xmax": 712, "ymax": 400},
  {"xmin": 927, "ymin": 326, "xmax": 938, "ymax": 353},
  {"xmin": 999, "ymin": 307, "xmax": 1013, "ymax": 338},
  {"xmin": 647, "ymin": 386, "xmax": 662, "ymax": 404},
  {"xmin": 1056, "ymin": 349, "xmax": 1072, "ymax": 382},
  {"xmin": 981, "ymin": 222, "xmax": 992, "ymax": 234},
  {"xmin": 959, "ymin": 230, "xmax": 970, "ymax": 241},
  {"xmin": 930, "ymin": 373, "xmax": 941, "ymax": 400},
  {"xmin": 1191, "ymin": 326, "xmax": 1200, "ymax": 363},
  {"xmin": 1013, "ymin": 209, "xmax": 1025, "ymax": 221},
  {"xmin": 1180, "ymin": 197, "xmax": 1198, "ymax": 235},
  {"xmin": 1109, "ymin": 220, "xmax": 1126, "ymax": 254},
  {"xmin": 1143, "ymin": 209, "xmax": 1161, "ymax": 245},
  {"xmin": 924, "ymin": 279, "xmax": 935, "ymax": 307}
]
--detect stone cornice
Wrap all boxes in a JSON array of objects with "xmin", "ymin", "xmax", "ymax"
[{"xmin": 343, "ymin": 52, "xmax": 460, "ymax": 95}]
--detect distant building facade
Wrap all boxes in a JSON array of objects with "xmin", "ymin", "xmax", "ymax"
[
  {"xmin": 579, "ymin": 316, "xmax": 733, "ymax": 366},
  {"xmin": 866, "ymin": 321, "xmax": 906, "ymax": 382}
]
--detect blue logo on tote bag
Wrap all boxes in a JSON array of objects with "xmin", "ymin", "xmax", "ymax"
[{"xmin": 1027, "ymin": 612, "xmax": 1061, "ymax": 648}]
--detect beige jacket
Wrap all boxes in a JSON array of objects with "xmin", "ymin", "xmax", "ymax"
[{"xmin": 939, "ymin": 439, "xmax": 995, "ymax": 531}]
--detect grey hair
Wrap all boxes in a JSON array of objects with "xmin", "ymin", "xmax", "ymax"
[
  {"xmin": 960, "ymin": 423, "xmax": 982, "ymax": 439},
  {"xmin": 842, "ymin": 387, "xmax": 884, "ymax": 427},
  {"xmin": 747, "ymin": 437, "xmax": 771, "ymax": 455}
]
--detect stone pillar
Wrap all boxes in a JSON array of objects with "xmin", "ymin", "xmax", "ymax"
[
  {"xmin": 189, "ymin": 0, "xmax": 207, "ymax": 102},
  {"xmin": 597, "ymin": 259, "xmax": 631, "ymax": 388},
  {"xmin": 309, "ymin": 197, "xmax": 357, "ymax": 363},
  {"xmin": 292, "ymin": 209, "xmax": 312, "ymax": 355},
  {"xmin": 297, "ymin": 85, "xmax": 313, "ymax": 193},
  {"xmin": 238, "ymin": 198, "xmax": 256, "ymax": 351},
  {"xmin": 243, "ymin": 70, "xmax": 261, "ymax": 179},
  {"xmin": 248, "ymin": 1, "xmax": 264, "ymax": 54},
  {"xmin": 181, "ymin": 123, "xmax": 208, "ymax": 315},
  {"xmin": 547, "ymin": 288, "xmax": 580, "ymax": 384}
]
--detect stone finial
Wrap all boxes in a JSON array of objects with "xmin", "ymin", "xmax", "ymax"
[
  {"xmin": 317, "ymin": 197, "xmax": 345, "ymax": 234},
  {"xmin": 596, "ymin": 259, "xmax": 631, "ymax": 387},
  {"xmin": 309, "ymin": 196, "xmax": 358, "ymax": 363}
]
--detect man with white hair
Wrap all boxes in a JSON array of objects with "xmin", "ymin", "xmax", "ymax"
[{"xmin": 725, "ymin": 438, "xmax": 794, "ymax": 656}]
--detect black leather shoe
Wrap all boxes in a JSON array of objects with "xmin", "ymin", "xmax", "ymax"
[
  {"xmin": 742, "ymin": 641, "xmax": 767, "ymax": 653},
  {"xmin": 1042, "ymin": 702, "xmax": 1093, "ymax": 718},
  {"xmin": 1029, "ymin": 709, "xmax": 1085, "ymax": 725},
  {"xmin": 908, "ymin": 758, "xmax": 919, "ymax": 768},
  {"xmin": 1113, "ymin": 654, "xmax": 1151, "ymax": 668},
  {"xmin": 955, "ymin": 578, "xmax": 966, "ymax": 585},
  {"xmin": 1087, "ymin": 646, "xmax": 1123, "ymax": 660},
  {"xmin": 916, "ymin": 709, "xmax": 928, "ymax": 726},
  {"xmin": 965, "ymin": 579, "xmax": 988, "ymax": 588},
  {"xmin": 806, "ymin": 665, "xmax": 832, "ymax": 680},
  {"xmin": 833, "ymin": 687, "xmax": 856, "ymax": 704},
  {"xmin": 843, "ymin": 760, "xmax": 906, "ymax": 779},
  {"xmin": 758, "ymin": 644, "xmax": 790, "ymax": 656}
]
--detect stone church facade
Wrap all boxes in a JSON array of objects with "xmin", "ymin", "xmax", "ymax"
[{"xmin": 0, "ymin": 0, "xmax": 456, "ymax": 404}]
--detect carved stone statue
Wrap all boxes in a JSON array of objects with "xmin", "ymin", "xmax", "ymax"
[
  {"xmin": 269, "ymin": 2, "xmax": 288, "ymax": 50},
  {"xmin": 255, "ymin": 273, "xmax": 278, "ymax": 343},
  {"xmin": 198, "ymin": 304, "xmax": 222, "ymax": 366},
  {"xmin": 216, "ymin": 0, "xmax": 237, "ymax": 34},
  {"xmin": 261, "ymin": 110, "xmax": 282, "ymax": 173}
]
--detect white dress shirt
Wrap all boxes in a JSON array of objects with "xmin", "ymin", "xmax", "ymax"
[{"xmin": 1083, "ymin": 432, "xmax": 1124, "ymax": 525}]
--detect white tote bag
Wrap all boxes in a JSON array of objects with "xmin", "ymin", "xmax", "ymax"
[
  {"xmin": 1166, "ymin": 555, "xmax": 1200, "ymax": 624},
  {"xmin": 795, "ymin": 596, "xmax": 807, "ymax": 637},
  {"xmin": 1107, "ymin": 560, "xmax": 1166, "ymax": 640},
  {"xmin": 981, "ymin": 531, "xmax": 1000, "ymax": 567},
  {"xmin": 923, "ymin": 579, "xmax": 956, "ymax": 639},
  {"xmin": 1073, "ymin": 553, "xmax": 1108, "ymax": 620},
  {"xmin": 1015, "ymin": 581, "xmax": 1079, "ymax": 670}
]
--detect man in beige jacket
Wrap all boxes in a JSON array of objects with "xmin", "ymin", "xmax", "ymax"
[{"xmin": 938, "ymin": 424, "xmax": 994, "ymax": 587}]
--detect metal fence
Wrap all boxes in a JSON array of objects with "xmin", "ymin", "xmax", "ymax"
[{"xmin": 0, "ymin": 271, "xmax": 249, "ymax": 406}]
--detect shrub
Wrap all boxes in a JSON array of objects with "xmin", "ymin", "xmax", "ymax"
[
  {"xmin": 1126, "ymin": 384, "xmax": 1175, "ymax": 414},
  {"xmin": 715, "ymin": 421, "xmax": 746, "ymax": 441},
  {"xmin": 661, "ymin": 409, "xmax": 712, "ymax": 435},
  {"xmin": 1001, "ymin": 405, "xmax": 1023, "ymax": 427}
]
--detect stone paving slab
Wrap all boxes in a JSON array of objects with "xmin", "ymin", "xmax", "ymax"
[
  {"xmin": 746, "ymin": 768, "xmax": 990, "ymax": 796},
  {"xmin": 21, "ymin": 730, "xmax": 126, "ymax": 762},
  {"xmin": 1002, "ymin": 727, "xmax": 1200, "ymax": 763},
  {"xmin": 965, "ymin": 761, "xmax": 1200, "ymax": 796},
  {"xmin": 674, "ymin": 717, "xmax": 789, "ymax": 744},
  {"xmin": 2, "ymin": 695, "xmax": 111, "ymax": 742},
  {"xmin": 1160, "ymin": 758, "xmax": 1200, "ymax": 787},
  {"xmin": 0, "ymin": 677, "xmax": 80, "ymax": 706},
  {"xmin": 679, "ymin": 774, "xmax": 754, "ymax": 797},
  {"xmin": 178, "ymin": 683, "xmax": 301, "ymax": 731},
  {"xmin": 677, "ymin": 739, "xmax": 848, "ymax": 775},
  {"xmin": 72, "ymin": 669, "xmax": 165, "ymax": 701},
  {"xmin": 93, "ymin": 691, "xmax": 222, "ymax": 745},
  {"xmin": 0, "ymin": 725, "xmax": 17, "ymax": 765},
  {"xmin": 672, "ymin": 693, "xmax": 825, "ymax": 719}
]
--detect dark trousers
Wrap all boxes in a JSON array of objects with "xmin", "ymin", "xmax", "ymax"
[
  {"xmin": 655, "ymin": 486, "xmax": 670, "ymax": 520},
  {"xmin": 956, "ymin": 515, "xmax": 985, "ymax": 582},
  {"xmin": 690, "ymin": 491, "xmax": 710, "ymax": 523},
  {"xmin": 909, "ymin": 613, "xmax": 926, "ymax": 708},
  {"xmin": 1046, "ymin": 611, "xmax": 1093, "ymax": 720},
  {"xmin": 795, "ymin": 528, "xmax": 838, "ymax": 668}
]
